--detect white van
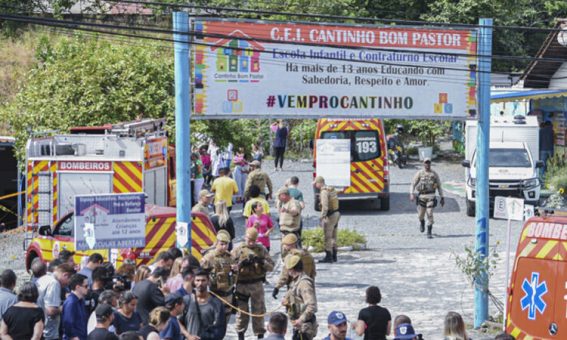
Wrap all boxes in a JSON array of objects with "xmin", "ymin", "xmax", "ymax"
[{"xmin": 462, "ymin": 116, "xmax": 543, "ymax": 216}]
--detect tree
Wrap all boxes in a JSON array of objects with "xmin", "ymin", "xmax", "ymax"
[
  {"xmin": 1, "ymin": 34, "xmax": 175, "ymax": 163},
  {"xmin": 422, "ymin": 0, "xmax": 567, "ymax": 73}
]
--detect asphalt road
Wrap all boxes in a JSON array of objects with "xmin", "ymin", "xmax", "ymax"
[{"xmin": 227, "ymin": 157, "xmax": 516, "ymax": 339}]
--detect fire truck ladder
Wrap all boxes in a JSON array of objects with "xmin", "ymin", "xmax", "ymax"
[{"xmin": 110, "ymin": 118, "xmax": 167, "ymax": 138}]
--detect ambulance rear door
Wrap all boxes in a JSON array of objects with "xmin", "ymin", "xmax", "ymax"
[
  {"xmin": 508, "ymin": 230, "xmax": 567, "ymax": 338},
  {"xmin": 509, "ymin": 257, "xmax": 561, "ymax": 337}
]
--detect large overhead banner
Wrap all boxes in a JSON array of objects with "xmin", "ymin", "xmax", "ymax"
[{"xmin": 192, "ymin": 19, "xmax": 478, "ymax": 119}]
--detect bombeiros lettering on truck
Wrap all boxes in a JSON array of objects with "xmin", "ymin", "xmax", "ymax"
[
  {"xmin": 59, "ymin": 161, "xmax": 112, "ymax": 171},
  {"xmin": 526, "ymin": 222, "xmax": 567, "ymax": 240}
]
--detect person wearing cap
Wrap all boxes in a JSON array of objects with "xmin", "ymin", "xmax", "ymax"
[
  {"xmin": 244, "ymin": 160, "xmax": 273, "ymax": 201},
  {"xmin": 182, "ymin": 268, "xmax": 226, "ymax": 340},
  {"xmin": 410, "ymin": 157, "xmax": 444, "ymax": 239},
  {"xmin": 231, "ymin": 227, "xmax": 274, "ymax": 339},
  {"xmin": 272, "ymin": 233, "xmax": 316, "ymax": 300},
  {"xmin": 313, "ymin": 176, "xmax": 340, "ymax": 263},
  {"xmin": 276, "ymin": 186, "xmax": 303, "ymax": 246},
  {"xmin": 393, "ymin": 323, "xmax": 421, "ymax": 340},
  {"xmin": 211, "ymin": 167, "xmax": 239, "ymax": 212},
  {"xmin": 160, "ymin": 293, "xmax": 185, "ymax": 340},
  {"xmin": 200, "ymin": 230, "xmax": 237, "ymax": 327},
  {"xmin": 192, "ymin": 189, "xmax": 214, "ymax": 215},
  {"xmin": 87, "ymin": 303, "xmax": 119, "ymax": 340},
  {"xmin": 323, "ymin": 311, "xmax": 351, "ymax": 340},
  {"xmin": 282, "ymin": 255, "xmax": 317, "ymax": 340}
]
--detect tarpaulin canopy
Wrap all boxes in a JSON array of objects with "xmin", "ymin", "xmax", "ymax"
[{"xmin": 491, "ymin": 89, "xmax": 567, "ymax": 103}]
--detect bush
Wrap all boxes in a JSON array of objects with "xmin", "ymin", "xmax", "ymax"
[
  {"xmin": 548, "ymin": 173, "xmax": 567, "ymax": 193},
  {"xmin": 407, "ymin": 120, "xmax": 450, "ymax": 147},
  {"xmin": 301, "ymin": 228, "xmax": 367, "ymax": 253},
  {"xmin": 545, "ymin": 154, "xmax": 567, "ymax": 190},
  {"xmin": 406, "ymin": 146, "xmax": 418, "ymax": 156}
]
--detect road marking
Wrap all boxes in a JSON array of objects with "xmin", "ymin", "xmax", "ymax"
[{"xmin": 443, "ymin": 180, "xmax": 466, "ymax": 197}]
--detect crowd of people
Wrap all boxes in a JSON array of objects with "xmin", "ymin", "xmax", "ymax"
[
  {"xmin": 0, "ymin": 132, "xmax": 518, "ymax": 340},
  {"xmin": 0, "ymin": 251, "xmax": 518, "ymax": 340}
]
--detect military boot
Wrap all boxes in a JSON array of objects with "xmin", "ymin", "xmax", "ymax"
[
  {"xmin": 420, "ymin": 220, "xmax": 425, "ymax": 233},
  {"xmin": 319, "ymin": 251, "xmax": 333, "ymax": 263},
  {"xmin": 238, "ymin": 332, "xmax": 245, "ymax": 340},
  {"xmin": 427, "ymin": 225, "xmax": 433, "ymax": 239},
  {"xmin": 332, "ymin": 248, "xmax": 338, "ymax": 262}
]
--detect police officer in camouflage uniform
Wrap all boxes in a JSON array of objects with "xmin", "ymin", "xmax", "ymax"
[
  {"xmin": 192, "ymin": 189, "xmax": 214, "ymax": 215},
  {"xmin": 313, "ymin": 176, "xmax": 340, "ymax": 263},
  {"xmin": 272, "ymin": 233, "xmax": 316, "ymax": 300},
  {"xmin": 282, "ymin": 255, "xmax": 318, "ymax": 340},
  {"xmin": 200, "ymin": 230, "xmax": 237, "ymax": 330},
  {"xmin": 231, "ymin": 228, "xmax": 274, "ymax": 339},
  {"xmin": 276, "ymin": 187, "xmax": 302, "ymax": 247},
  {"xmin": 245, "ymin": 160, "xmax": 273, "ymax": 201},
  {"xmin": 410, "ymin": 158, "xmax": 444, "ymax": 239}
]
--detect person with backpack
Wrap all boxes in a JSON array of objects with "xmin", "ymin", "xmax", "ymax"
[{"xmin": 281, "ymin": 255, "xmax": 317, "ymax": 340}]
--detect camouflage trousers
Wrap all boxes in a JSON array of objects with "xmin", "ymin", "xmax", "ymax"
[
  {"xmin": 321, "ymin": 212, "xmax": 340, "ymax": 252},
  {"xmin": 234, "ymin": 281, "xmax": 266, "ymax": 336},
  {"xmin": 417, "ymin": 194, "xmax": 436, "ymax": 225}
]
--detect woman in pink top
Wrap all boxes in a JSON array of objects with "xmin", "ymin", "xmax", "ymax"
[{"xmin": 246, "ymin": 201, "xmax": 274, "ymax": 251}]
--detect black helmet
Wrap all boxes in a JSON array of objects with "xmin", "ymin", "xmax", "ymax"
[{"xmin": 395, "ymin": 124, "xmax": 404, "ymax": 133}]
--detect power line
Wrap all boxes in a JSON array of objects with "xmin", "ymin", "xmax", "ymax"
[
  {"xmin": 105, "ymin": 0, "xmax": 567, "ymax": 34},
  {"xmin": 3, "ymin": 13, "xmax": 567, "ymax": 67},
  {"xmin": 2, "ymin": 13, "xmax": 566, "ymax": 84},
  {"xmin": 0, "ymin": 13, "xmax": 496, "ymax": 81}
]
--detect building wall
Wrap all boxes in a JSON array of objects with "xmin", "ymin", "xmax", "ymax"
[{"xmin": 549, "ymin": 63, "xmax": 567, "ymax": 89}]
